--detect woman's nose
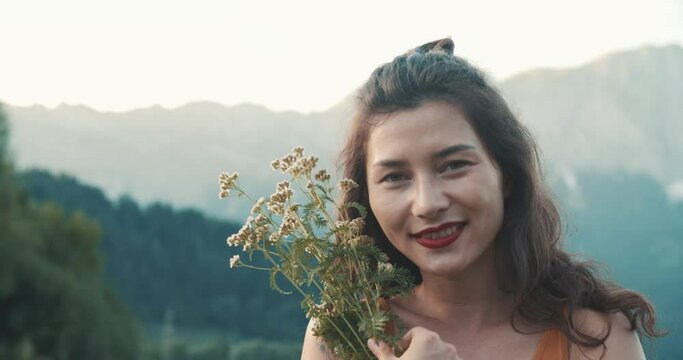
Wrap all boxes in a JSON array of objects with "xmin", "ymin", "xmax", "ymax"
[{"xmin": 411, "ymin": 176, "xmax": 449, "ymax": 219}]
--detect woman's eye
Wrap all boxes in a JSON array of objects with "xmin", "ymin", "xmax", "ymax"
[
  {"xmin": 442, "ymin": 160, "xmax": 470, "ymax": 172},
  {"xmin": 381, "ymin": 173, "xmax": 408, "ymax": 183}
]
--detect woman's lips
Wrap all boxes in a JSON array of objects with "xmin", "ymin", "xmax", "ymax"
[{"xmin": 413, "ymin": 223, "xmax": 466, "ymax": 249}]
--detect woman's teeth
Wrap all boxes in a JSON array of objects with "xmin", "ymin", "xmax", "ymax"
[{"xmin": 420, "ymin": 224, "xmax": 462, "ymax": 239}]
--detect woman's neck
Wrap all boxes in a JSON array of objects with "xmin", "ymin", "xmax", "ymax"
[{"xmin": 408, "ymin": 247, "xmax": 513, "ymax": 332}]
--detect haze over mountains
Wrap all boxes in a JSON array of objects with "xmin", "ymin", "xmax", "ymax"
[
  {"xmin": 500, "ymin": 44, "xmax": 683, "ymax": 192},
  {"xmin": 5, "ymin": 44, "xmax": 683, "ymax": 219}
]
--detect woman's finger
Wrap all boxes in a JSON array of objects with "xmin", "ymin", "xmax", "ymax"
[
  {"xmin": 396, "ymin": 326, "xmax": 425, "ymax": 351},
  {"xmin": 367, "ymin": 338, "xmax": 397, "ymax": 360},
  {"xmin": 395, "ymin": 331, "xmax": 413, "ymax": 353}
]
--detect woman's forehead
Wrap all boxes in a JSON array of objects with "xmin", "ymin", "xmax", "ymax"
[{"xmin": 365, "ymin": 102, "xmax": 483, "ymax": 162}]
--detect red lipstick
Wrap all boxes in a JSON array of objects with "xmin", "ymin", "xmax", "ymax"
[{"xmin": 412, "ymin": 222, "xmax": 466, "ymax": 249}]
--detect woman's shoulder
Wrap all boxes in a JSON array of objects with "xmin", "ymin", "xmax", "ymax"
[
  {"xmin": 301, "ymin": 317, "xmax": 338, "ymax": 360},
  {"xmin": 567, "ymin": 309, "xmax": 645, "ymax": 360}
]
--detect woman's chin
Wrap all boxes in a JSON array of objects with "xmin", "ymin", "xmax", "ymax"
[{"xmin": 418, "ymin": 261, "xmax": 466, "ymax": 279}]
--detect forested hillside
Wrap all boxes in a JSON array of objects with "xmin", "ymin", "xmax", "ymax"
[
  {"xmin": 0, "ymin": 106, "xmax": 140, "ymax": 359},
  {"xmin": 19, "ymin": 169, "xmax": 308, "ymax": 341}
]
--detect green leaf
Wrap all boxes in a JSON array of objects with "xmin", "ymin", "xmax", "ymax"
[
  {"xmin": 269, "ymin": 269, "xmax": 293, "ymax": 295},
  {"xmin": 314, "ymin": 183, "xmax": 328, "ymax": 195},
  {"xmin": 313, "ymin": 213, "xmax": 327, "ymax": 228},
  {"xmin": 346, "ymin": 202, "xmax": 368, "ymax": 219}
]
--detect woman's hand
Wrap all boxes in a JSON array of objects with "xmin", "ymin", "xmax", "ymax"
[{"xmin": 367, "ymin": 326, "xmax": 463, "ymax": 360}]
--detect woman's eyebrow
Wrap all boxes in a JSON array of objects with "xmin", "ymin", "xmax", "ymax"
[
  {"xmin": 372, "ymin": 159, "xmax": 408, "ymax": 169},
  {"xmin": 435, "ymin": 144, "xmax": 476, "ymax": 159},
  {"xmin": 371, "ymin": 144, "xmax": 476, "ymax": 168}
]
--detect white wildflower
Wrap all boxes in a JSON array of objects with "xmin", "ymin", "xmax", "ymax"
[
  {"xmin": 267, "ymin": 202, "xmax": 285, "ymax": 215},
  {"xmin": 218, "ymin": 171, "xmax": 239, "ymax": 198},
  {"xmin": 349, "ymin": 235, "xmax": 373, "ymax": 246},
  {"xmin": 250, "ymin": 197, "xmax": 265, "ymax": 214},
  {"xmin": 254, "ymin": 213, "xmax": 267, "ymax": 225},
  {"xmin": 267, "ymin": 181, "xmax": 294, "ymax": 215},
  {"xmin": 226, "ymin": 233, "xmax": 239, "ymax": 247},
  {"xmin": 292, "ymin": 146, "xmax": 304, "ymax": 158},
  {"xmin": 278, "ymin": 210, "xmax": 299, "ymax": 237},
  {"xmin": 349, "ymin": 218, "xmax": 365, "ymax": 235},
  {"xmin": 276, "ymin": 154, "xmax": 298, "ymax": 173},
  {"xmin": 276, "ymin": 180, "xmax": 291, "ymax": 193},
  {"xmin": 229, "ymin": 254, "xmax": 240, "ymax": 268},
  {"xmin": 314, "ymin": 169, "xmax": 330, "ymax": 182},
  {"xmin": 299, "ymin": 155, "xmax": 318, "ymax": 175},
  {"xmin": 268, "ymin": 232, "xmax": 280, "ymax": 244},
  {"xmin": 338, "ymin": 178, "xmax": 358, "ymax": 193},
  {"xmin": 378, "ymin": 262, "xmax": 394, "ymax": 272}
]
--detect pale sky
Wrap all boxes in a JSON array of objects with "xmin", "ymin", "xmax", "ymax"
[{"xmin": 1, "ymin": 0, "xmax": 681, "ymax": 113}]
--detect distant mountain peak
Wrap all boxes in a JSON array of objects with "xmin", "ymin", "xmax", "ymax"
[{"xmin": 504, "ymin": 43, "xmax": 683, "ymax": 83}]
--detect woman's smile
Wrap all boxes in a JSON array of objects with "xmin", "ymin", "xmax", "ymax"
[{"xmin": 412, "ymin": 222, "xmax": 467, "ymax": 249}]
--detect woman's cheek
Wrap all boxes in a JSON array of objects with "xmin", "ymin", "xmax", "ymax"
[
  {"xmin": 369, "ymin": 189, "xmax": 392, "ymax": 221},
  {"xmin": 371, "ymin": 190, "xmax": 407, "ymax": 236},
  {"xmin": 459, "ymin": 173, "xmax": 502, "ymax": 207}
]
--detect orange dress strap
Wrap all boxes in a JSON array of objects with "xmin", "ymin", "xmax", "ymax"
[{"xmin": 532, "ymin": 328, "xmax": 569, "ymax": 360}]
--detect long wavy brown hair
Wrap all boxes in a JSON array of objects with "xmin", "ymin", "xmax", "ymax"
[{"xmin": 337, "ymin": 38, "xmax": 664, "ymax": 353}]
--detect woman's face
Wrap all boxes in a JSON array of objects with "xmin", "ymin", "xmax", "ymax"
[{"xmin": 365, "ymin": 101, "xmax": 506, "ymax": 278}]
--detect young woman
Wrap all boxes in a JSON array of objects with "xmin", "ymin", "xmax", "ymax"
[{"xmin": 301, "ymin": 38, "xmax": 661, "ymax": 359}]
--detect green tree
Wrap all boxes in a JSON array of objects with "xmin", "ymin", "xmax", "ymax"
[
  {"xmin": 231, "ymin": 339, "xmax": 300, "ymax": 360},
  {"xmin": 0, "ymin": 104, "xmax": 141, "ymax": 359},
  {"xmin": 0, "ymin": 103, "xmax": 8, "ymax": 164},
  {"xmin": 20, "ymin": 169, "xmax": 308, "ymax": 341}
]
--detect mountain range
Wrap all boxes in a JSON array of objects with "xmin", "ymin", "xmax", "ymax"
[{"xmin": 4, "ymin": 44, "xmax": 682, "ymax": 219}]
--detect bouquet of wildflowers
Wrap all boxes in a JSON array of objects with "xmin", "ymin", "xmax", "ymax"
[{"xmin": 219, "ymin": 147, "xmax": 415, "ymax": 360}]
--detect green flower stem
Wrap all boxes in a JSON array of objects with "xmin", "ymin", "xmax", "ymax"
[
  {"xmin": 273, "ymin": 218, "xmax": 328, "ymax": 293},
  {"xmin": 299, "ymin": 262, "xmax": 325, "ymax": 293},
  {"xmin": 307, "ymin": 181, "xmax": 381, "ymax": 342},
  {"xmin": 260, "ymin": 250, "xmax": 364, "ymax": 355},
  {"xmin": 349, "ymin": 247, "xmax": 377, "ymax": 322},
  {"xmin": 234, "ymin": 184, "xmax": 258, "ymax": 205},
  {"xmin": 339, "ymin": 310, "xmax": 374, "ymax": 359},
  {"xmin": 320, "ymin": 314, "xmax": 362, "ymax": 356},
  {"xmin": 237, "ymin": 264, "xmax": 271, "ymax": 271},
  {"xmin": 273, "ymin": 239, "xmax": 328, "ymax": 308},
  {"xmin": 265, "ymin": 249, "xmax": 282, "ymax": 258}
]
